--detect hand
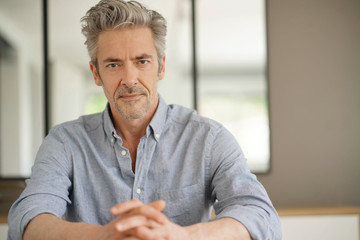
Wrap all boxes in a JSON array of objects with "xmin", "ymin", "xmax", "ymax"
[
  {"xmin": 109, "ymin": 199, "xmax": 191, "ymax": 240},
  {"xmin": 91, "ymin": 199, "xmax": 157, "ymax": 240}
]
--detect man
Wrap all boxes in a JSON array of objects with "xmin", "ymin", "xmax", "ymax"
[{"xmin": 8, "ymin": 0, "xmax": 281, "ymax": 239}]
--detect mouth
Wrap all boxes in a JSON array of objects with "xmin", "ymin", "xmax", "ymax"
[
  {"xmin": 115, "ymin": 86, "xmax": 148, "ymax": 103},
  {"xmin": 119, "ymin": 93, "xmax": 144, "ymax": 101}
]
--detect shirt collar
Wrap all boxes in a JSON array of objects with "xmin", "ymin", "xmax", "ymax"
[
  {"xmin": 147, "ymin": 95, "xmax": 168, "ymax": 142},
  {"xmin": 103, "ymin": 104, "xmax": 117, "ymax": 142},
  {"xmin": 103, "ymin": 94, "xmax": 168, "ymax": 142}
]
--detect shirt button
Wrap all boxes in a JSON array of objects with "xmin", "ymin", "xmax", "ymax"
[
  {"xmin": 121, "ymin": 150, "xmax": 126, "ymax": 156},
  {"xmin": 111, "ymin": 138, "xmax": 114, "ymax": 143},
  {"xmin": 136, "ymin": 188, "xmax": 141, "ymax": 194},
  {"xmin": 155, "ymin": 133, "xmax": 160, "ymax": 139}
]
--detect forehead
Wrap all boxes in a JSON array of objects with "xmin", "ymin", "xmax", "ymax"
[{"xmin": 96, "ymin": 27, "xmax": 157, "ymax": 59}]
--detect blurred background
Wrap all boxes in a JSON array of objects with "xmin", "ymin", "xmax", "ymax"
[
  {"xmin": 0, "ymin": 0, "xmax": 269, "ymax": 177},
  {"xmin": 0, "ymin": 0, "xmax": 360, "ymax": 238},
  {"xmin": 1, "ymin": 0, "xmax": 360, "ymax": 209}
]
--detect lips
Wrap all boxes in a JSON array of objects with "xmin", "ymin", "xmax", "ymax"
[
  {"xmin": 116, "ymin": 86, "xmax": 147, "ymax": 101},
  {"xmin": 120, "ymin": 93, "xmax": 143, "ymax": 101}
]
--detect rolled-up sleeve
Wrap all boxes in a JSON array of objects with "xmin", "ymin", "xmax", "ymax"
[
  {"xmin": 7, "ymin": 127, "xmax": 72, "ymax": 240},
  {"xmin": 209, "ymin": 126, "xmax": 282, "ymax": 239}
]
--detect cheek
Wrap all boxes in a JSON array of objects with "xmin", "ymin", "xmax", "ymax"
[
  {"xmin": 151, "ymin": 80, "xmax": 159, "ymax": 95},
  {"xmin": 146, "ymin": 80, "xmax": 159, "ymax": 98},
  {"xmin": 102, "ymin": 81, "xmax": 119, "ymax": 101},
  {"xmin": 140, "ymin": 72, "xmax": 159, "ymax": 94}
]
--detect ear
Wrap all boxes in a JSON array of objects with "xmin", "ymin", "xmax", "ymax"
[
  {"xmin": 158, "ymin": 55, "xmax": 166, "ymax": 80},
  {"xmin": 89, "ymin": 61, "xmax": 102, "ymax": 86}
]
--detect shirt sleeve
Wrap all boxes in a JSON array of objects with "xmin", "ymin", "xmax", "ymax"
[
  {"xmin": 208, "ymin": 125, "xmax": 282, "ymax": 240},
  {"xmin": 7, "ymin": 127, "xmax": 73, "ymax": 240}
]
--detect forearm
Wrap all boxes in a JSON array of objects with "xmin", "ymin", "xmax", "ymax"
[
  {"xmin": 185, "ymin": 218, "xmax": 252, "ymax": 240},
  {"xmin": 23, "ymin": 213, "xmax": 102, "ymax": 240}
]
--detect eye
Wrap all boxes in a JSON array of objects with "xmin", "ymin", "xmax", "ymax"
[
  {"xmin": 107, "ymin": 63, "xmax": 118, "ymax": 68},
  {"xmin": 138, "ymin": 59, "xmax": 149, "ymax": 65}
]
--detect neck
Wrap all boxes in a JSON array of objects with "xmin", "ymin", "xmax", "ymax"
[
  {"xmin": 116, "ymin": 118, "xmax": 148, "ymax": 143},
  {"xmin": 110, "ymin": 97, "xmax": 159, "ymax": 146},
  {"xmin": 109, "ymin": 99, "xmax": 158, "ymax": 172}
]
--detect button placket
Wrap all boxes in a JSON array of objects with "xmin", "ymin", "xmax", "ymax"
[
  {"xmin": 113, "ymin": 133, "xmax": 134, "ymax": 182},
  {"xmin": 132, "ymin": 137, "xmax": 147, "ymax": 201},
  {"xmin": 121, "ymin": 150, "xmax": 127, "ymax": 156},
  {"xmin": 110, "ymin": 132, "xmax": 117, "ymax": 146}
]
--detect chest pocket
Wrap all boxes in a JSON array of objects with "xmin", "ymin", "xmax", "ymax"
[{"xmin": 152, "ymin": 182, "xmax": 206, "ymax": 226}]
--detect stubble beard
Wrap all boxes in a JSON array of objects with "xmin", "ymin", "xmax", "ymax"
[{"xmin": 113, "ymin": 86, "xmax": 152, "ymax": 120}]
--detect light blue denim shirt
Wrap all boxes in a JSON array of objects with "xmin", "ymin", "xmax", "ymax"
[{"xmin": 8, "ymin": 95, "xmax": 281, "ymax": 239}]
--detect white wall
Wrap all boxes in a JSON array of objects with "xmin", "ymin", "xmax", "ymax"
[
  {"xmin": 0, "ymin": 224, "xmax": 8, "ymax": 239},
  {"xmin": 0, "ymin": 12, "xmax": 43, "ymax": 177},
  {"xmin": 50, "ymin": 60, "xmax": 87, "ymax": 127},
  {"xmin": 281, "ymin": 214, "xmax": 359, "ymax": 240}
]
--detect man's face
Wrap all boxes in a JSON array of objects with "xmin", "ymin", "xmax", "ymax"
[{"xmin": 90, "ymin": 27, "xmax": 165, "ymax": 120}]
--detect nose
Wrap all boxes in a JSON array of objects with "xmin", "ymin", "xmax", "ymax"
[{"xmin": 121, "ymin": 63, "xmax": 138, "ymax": 88}]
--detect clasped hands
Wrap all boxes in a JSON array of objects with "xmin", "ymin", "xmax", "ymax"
[{"xmin": 96, "ymin": 199, "xmax": 190, "ymax": 240}]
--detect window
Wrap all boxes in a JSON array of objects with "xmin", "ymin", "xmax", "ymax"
[
  {"xmin": 197, "ymin": 0, "xmax": 269, "ymax": 172},
  {"xmin": 0, "ymin": 0, "xmax": 270, "ymax": 177},
  {"xmin": 50, "ymin": 0, "xmax": 270, "ymax": 173}
]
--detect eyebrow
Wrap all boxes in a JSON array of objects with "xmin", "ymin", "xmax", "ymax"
[
  {"xmin": 102, "ymin": 54, "xmax": 154, "ymax": 64},
  {"xmin": 133, "ymin": 54, "xmax": 153, "ymax": 61}
]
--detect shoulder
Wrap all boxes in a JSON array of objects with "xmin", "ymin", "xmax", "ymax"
[
  {"xmin": 165, "ymin": 104, "xmax": 233, "ymax": 143},
  {"xmin": 167, "ymin": 104, "xmax": 222, "ymax": 130},
  {"xmin": 49, "ymin": 112, "xmax": 104, "ymax": 139}
]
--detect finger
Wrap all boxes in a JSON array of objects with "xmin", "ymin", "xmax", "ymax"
[
  {"xmin": 122, "ymin": 237, "xmax": 141, "ymax": 240},
  {"xmin": 110, "ymin": 200, "xmax": 166, "ymax": 216},
  {"xmin": 147, "ymin": 200, "xmax": 166, "ymax": 212},
  {"xmin": 116, "ymin": 216, "xmax": 163, "ymax": 232},
  {"xmin": 130, "ymin": 226, "xmax": 160, "ymax": 240},
  {"xmin": 127, "ymin": 221, "xmax": 168, "ymax": 240},
  {"xmin": 110, "ymin": 199, "xmax": 144, "ymax": 215},
  {"xmin": 115, "ymin": 204, "xmax": 168, "ymax": 232},
  {"xmin": 135, "ymin": 203, "xmax": 168, "ymax": 224},
  {"xmin": 115, "ymin": 215, "xmax": 148, "ymax": 232}
]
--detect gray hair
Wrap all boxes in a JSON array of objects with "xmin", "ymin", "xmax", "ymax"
[{"xmin": 81, "ymin": 0, "xmax": 167, "ymax": 67}]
